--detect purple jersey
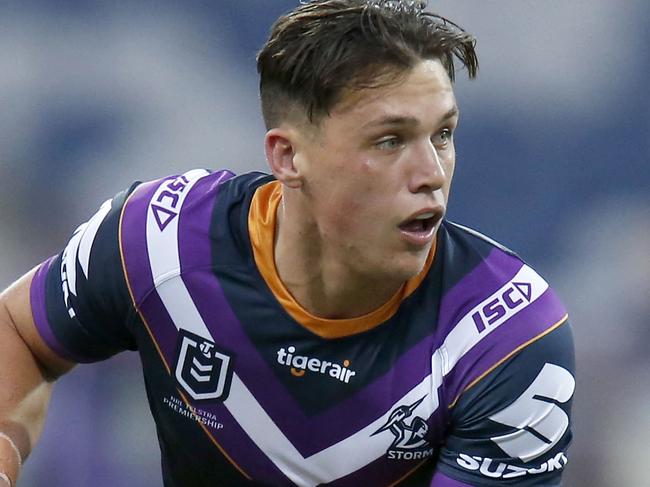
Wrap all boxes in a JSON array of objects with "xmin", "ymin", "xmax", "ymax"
[{"xmin": 30, "ymin": 169, "xmax": 575, "ymax": 486}]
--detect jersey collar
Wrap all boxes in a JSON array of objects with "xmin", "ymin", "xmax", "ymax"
[{"xmin": 248, "ymin": 180, "xmax": 435, "ymax": 338}]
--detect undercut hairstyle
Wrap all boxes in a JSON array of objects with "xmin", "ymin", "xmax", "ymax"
[{"xmin": 257, "ymin": 0, "xmax": 478, "ymax": 129}]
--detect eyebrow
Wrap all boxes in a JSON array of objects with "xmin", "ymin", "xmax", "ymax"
[{"xmin": 363, "ymin": 106, "xmax": 459, "ymax": 129}]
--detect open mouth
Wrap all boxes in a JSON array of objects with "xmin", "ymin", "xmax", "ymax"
[
  {"xmin": 398, "ymin": 212, "xmax": 438, "ymax": 234},
  {"xmin": 397, "ymin": 210, "xmax": 442, "ymax": 246}
]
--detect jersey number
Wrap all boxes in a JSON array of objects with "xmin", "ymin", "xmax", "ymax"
[{"xmin": 488, "ymin": 363, "xmax": 575, "ymax": 463}]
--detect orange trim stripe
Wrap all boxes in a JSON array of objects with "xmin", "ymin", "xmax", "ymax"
[
  {"xmin": 248, "ymin": 180, "xmax": 435, "ymax": 339},
  {"xmin": 176, "ymin": 391, "xmax": 252, "ymax": 480},
  {"xmin": 118, "ymin": 189, "xmax": 171, "ymax": 374},
  {"xmin": 447, "ymin": 314, "xmax": 569, "ymax": 409},
  {"xmin": 118, "ymin": 186, "xmax": 251, "ymax": 481}
]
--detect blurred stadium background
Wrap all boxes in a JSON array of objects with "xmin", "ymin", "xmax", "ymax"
[{"xmin": 0, "ymin": 1, "xmax": 648, "ymax": 485}]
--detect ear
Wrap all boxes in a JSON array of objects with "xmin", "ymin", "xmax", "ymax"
[{"xmin": 265, "ymin": 128, "xmax": 303, "ymax": 189}]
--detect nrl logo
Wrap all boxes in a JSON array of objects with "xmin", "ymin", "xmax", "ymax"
[
  {"xmin": 372, "ymin": 396, "xmax": 435, "ymax": 460},
  {"xmin": 174, "ymin": 329, "xmax": 234, "ymax": 402}
]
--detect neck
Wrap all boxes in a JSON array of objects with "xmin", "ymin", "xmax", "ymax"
[{"xmin": 274, "ymin": 196, "xmax": 405, "ymax": 319}]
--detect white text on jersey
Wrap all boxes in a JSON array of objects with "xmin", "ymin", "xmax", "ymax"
[
  {"xmin": 456, "ymin": 452, "xmax": 568, "ymax": 479},
  {"xmin": 276, "ymin": 347, "xmax": 356, "ymax": 383}
]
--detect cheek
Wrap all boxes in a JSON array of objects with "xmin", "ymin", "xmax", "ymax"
[
  {"xmin": 308, "ymin": 152, "xmax": 392, "ymax": 236},
  {"xmin": 323, "ymin": 159, "xmax": 378, "ymax": 207},
  {"xmin": 322, "ymin": 189, "xmax": 368, "ymax": 230},
  {"xmin": 321, "ymin": 184, "xmax": 387, "ymax": 239}
]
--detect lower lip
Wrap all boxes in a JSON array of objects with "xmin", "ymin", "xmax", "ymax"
[{"xmin": 399, "ymin": 223, "xmax": 437, "ymax": 247}]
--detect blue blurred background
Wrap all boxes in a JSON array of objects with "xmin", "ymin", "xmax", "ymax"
[{"xmin": 0, "ymin": 1, "xmax": 648, "ymax": 485}]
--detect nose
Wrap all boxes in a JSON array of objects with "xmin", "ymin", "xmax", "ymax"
[{"xmin": 407, "ymin": 138, "xmax": 446, "ymax": 194}]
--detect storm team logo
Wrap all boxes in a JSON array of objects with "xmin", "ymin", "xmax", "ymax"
[
  {"xmin": 373, "ymin": 396, "xmax": 435, "ymax": 460},
  {"xmin": 174, "ymin": 330, "xmax": 234, "ymax": 402}
]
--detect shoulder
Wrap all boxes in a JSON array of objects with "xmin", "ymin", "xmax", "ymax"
[
  {"xmin": 442, "ymin": 220, "xmax": 519, "ymax": 255},
  {"xmin": 437, "ymin": 220, "xmax": 563, "ymax": 328},
  {"xmin": 439, "ymin": 220, "xmax": 521, "ymax": 275},
  {"xmin": 435, "ymin": 220, "xmax": 570, "ymax": 408},
  {"xmin": 119, "ymin": 169, "xmax": 272, "ymax": 302},
  {"xmin": 121, "ymin": 169, "xmax": 271, "ymax": 227},
  {"xmin": 122, "ymin": 169, "xmax": 233, "ymax": 220}
]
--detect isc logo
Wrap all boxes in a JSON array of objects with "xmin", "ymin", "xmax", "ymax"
[
  {"xmin": 150, "ymin": 175, "xmax": 191, "ymax": 231},
  {"xmin": 471, "ymin": 282, "xmax": 532, "ymax": 333}
]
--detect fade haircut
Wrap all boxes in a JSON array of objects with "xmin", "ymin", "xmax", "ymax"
[{"xmin": 257, "ymin": 0, "xmax": 478, "ymax": 129}]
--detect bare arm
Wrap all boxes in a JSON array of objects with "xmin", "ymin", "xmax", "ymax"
[{"xmin": 0, "ymin": 268, "xmax": 75, "ymax": 486}]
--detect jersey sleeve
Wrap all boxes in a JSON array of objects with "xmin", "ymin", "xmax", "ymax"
[
  {"xmin": 29, "ymin": 183, "xmax": 141, "ymax": 362},
  {"xmin": 432, "ymin": 320, "xmax": 575, "ymax": 486}
]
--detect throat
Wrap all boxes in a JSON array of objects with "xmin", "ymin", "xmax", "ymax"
[
  {"xmin": 276, "ymin": 247, "xmax": 406, "ymax": 319},
  {"xmin": 271, "ymin": 193, "xmax": 406, "ymax": 320},
  {"xmin": 295, "ymin": 276, "xmax": 404, "ymax": 319}
]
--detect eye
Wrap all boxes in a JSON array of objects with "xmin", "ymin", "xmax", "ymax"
[
  {"xmin": 375, "ymin": 136, "xmax": 403, "ymax": 151},
  {"xmin": 431, "ymin": 128, "xmax": 453, "ymax": 148}
]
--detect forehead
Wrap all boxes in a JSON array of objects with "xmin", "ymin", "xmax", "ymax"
[{"xmin": 330, "ymin": 59, "xmax": 457, "ymax": 126}]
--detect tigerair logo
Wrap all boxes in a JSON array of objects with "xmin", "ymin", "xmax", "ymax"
[{"xmin": 276, "ymin": 347, "xmax": 356, "ymax": 383}]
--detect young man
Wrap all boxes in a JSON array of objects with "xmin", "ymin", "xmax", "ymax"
[{"xmin": 0, "ymin": 1, "xmax": 575, "ymax": 485}]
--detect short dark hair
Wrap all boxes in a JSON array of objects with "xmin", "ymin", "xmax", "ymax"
[{"xmin": 257, "ymin": 0, "xmax": 478, "ymax": 129}]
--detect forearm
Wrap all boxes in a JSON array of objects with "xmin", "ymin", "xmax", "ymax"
[
  {"xmin": 0, "ymin": 275, "xmax": 62, "ymax": 486},
  {"xmin": 0, "ymin": 381, "xmax": 51, "ymax": 487}
]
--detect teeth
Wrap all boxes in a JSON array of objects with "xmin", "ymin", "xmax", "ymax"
[{"xmin": 415, "ymin": 212, "xmax": 434, "ymax": 220}]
